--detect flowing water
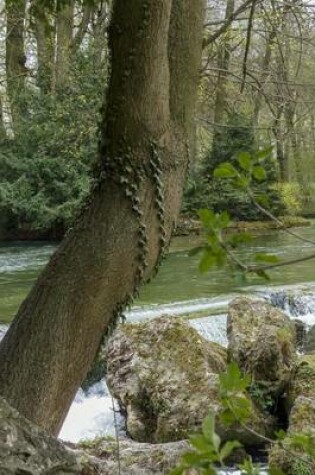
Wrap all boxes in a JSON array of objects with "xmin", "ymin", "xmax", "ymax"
[{"xmin": 1, "ymin": 223, "xmax": 315, "ymax": 474}]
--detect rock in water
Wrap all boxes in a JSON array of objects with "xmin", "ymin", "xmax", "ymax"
[
  {"xmin": 269, "ymin": 396, "xmax": 315, "ymax": 474},
  {"xmin": 0, "ymin": 397, "xmax": 79, "ymax": 475},
  {"xmin": 105, "ymin": 316, "xmax": 274, "ymax": 446},
  {"xmin": 227, "ymin": 297, "xmax": 296, "ymax": 397}
]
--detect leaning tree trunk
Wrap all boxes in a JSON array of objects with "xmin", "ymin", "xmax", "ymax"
[{"xmin": 0, "ymin": 0, "xmax": 205, "ymax": 436}]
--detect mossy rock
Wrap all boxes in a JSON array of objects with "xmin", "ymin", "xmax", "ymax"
[
  {"xmin": 285, "ymin": 354, "xmax": 315, "ymax": 411},
  {"xmin": 269, "ymin": 396, "xmax": 315, "ymax": 474},
  {"xmin": 105, "ymin": 316, "xmax": 274, "ymax": 447},
  {"xmin": 0, "ymin": 397, "xmax": 79, "ymax": 475},
  {"xmin": 227, "ymin": 297, "xmax": 296, "ymax": 398},
  {"xmin": 77, "ymin": 437, "xmax": 191, "ymax": 474}
]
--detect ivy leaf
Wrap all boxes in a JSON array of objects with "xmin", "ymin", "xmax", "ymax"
[
  {"xmin": 237, "ymin": 151, "xmax": 252, "ymax": 171},
  {"xmin": 252, "ymin": 166, "xmax": 267, "ymax": 181},
  {"xmin": 214, "ymin": 162, "xmax": 238, "ymax": 179}
]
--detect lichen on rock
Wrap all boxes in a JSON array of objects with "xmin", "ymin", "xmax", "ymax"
[{"xmin": 0, "ymin": 396, "xmax": 79, "ymax": 475}]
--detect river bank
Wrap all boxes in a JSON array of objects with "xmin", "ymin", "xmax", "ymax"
[{"xmin": 0, "ymin": 215, "xmax": 311, "ymax": 242}]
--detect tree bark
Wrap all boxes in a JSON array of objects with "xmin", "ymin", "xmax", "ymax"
[
  {"xmin": 5, "ymin": 0, "xmax": 27, "ymax": 131},
  {"xmin": 31, "ymin": 1, "xmax": 55, "ymax": 93},
  {"xmin": 0, "ymin": 0, "xmax": 205, "ymax": 436},
  {"xmin": 55, "ymin": 0, "xmax": 75, "ymax": 90},
  {"xmin": 212, "ymin": 0, "xmax": 234, "ymax": 127}
]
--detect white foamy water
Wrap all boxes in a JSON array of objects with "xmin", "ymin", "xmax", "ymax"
[
  {"xmin": 126, "ymin": 295, "xmax": 236, "ymax": 321},
  {"xmin": 59, "ymin": 379, "xmax": 123, "ymax": 443}
]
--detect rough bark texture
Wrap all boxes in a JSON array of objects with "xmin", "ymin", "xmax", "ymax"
[
  {"xmin": 0, "ymin": 0, "xmax": 205, "ymax": 436},
  {"xmin": 5, "ymin": 0, "xmax": 27, "ymax": 130},
  {"xmin": 55, "ymin": 0, "xmax": 74, "ymax": 90},
  {"xmin": 32, "ymin": 1, "xmax": 55, "ymax": 93}
]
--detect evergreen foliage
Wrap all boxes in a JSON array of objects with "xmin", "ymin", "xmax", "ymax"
[
  {"xmin": 0, "ymin": 51, "xmax": 106, "ymax": 233},
  {"xmin": 183, "ymin": 113, "xmax": 284, "ymax": 220}
]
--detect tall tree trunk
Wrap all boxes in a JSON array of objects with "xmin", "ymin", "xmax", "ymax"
[
  {"xmin": 0, "ymin": 95, "xmax": 6, "ymax": 139},
  {"xmin": 55, "ymin": 0, "xmax": 74, "ymax": 90},
  {"xmin": 0, "ymin": 0, "xmax": 205, "ymax": 436},
  {"xmin": 212, "ymin": 0, "xmax": 234, "ymax": 127},
  {"xmin": 31, "ymin": 2, "xmax": 55, "ymax": 93},
  {"xmin": 253, "ymin": 26, "xmax": 276, "ymax": 126},
  {"xmin": 5, "ymin": 0, "xmax": 27, "ymax": 131}
]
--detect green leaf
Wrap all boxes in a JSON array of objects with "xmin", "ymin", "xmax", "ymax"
[
  {"xmin": 218, "ymin": 210, "xmax": 231, "ymax": 228},
  {"xmin": 238, "ymin": 457, "xmax": 261, "ymax": 474},
  {"xmin": 202, "ymin": 412, "xmax": 216, "ymax": 441},
  {"xmin": 199, "ymin": 251, "xmax": 217, "ymax": 272},
  {"xmin": 275, "ymin": 429, "xmax": 287, "ymax": 441},
  {"xmin": 255, "ymin": 269, "xmax": 271, "ymax": 281},
  {"xmin": 198, "ymin": 208, "xmax": 215, "ymax": 227},
  {"xmin": 254, "ymin": 253, "xmax": 279, "ymax": 264},
  {"xmin": 237, "ymin": 151, "xmax": 252, "ymax": 171},
  {"xmin": 169, "ymin": 465, "xmax": 185, "ymax": 475},
  {"xmin": 214, "ymin": 162, "xmax": 238, "ymax": 179},
  {"xmin": 189, "ymin": 434, "xmax": 213, "ymax": 453},
  {"xmin": 228, "ymin": 232, "xmax": 252, "ymax": 248},
  {"xmin": 252, "ymin": 166, "xmax": 267, "ymax": 181},
  {"xmin": 219, "ymin": 440, "xmax": 242, "ymax": 462},
  {"xmin": 182, "ymin": 451, "xmax": 206, "ymax": 466},
  {"xmin": 220, "ymin": 362, "xmax": 251, "ymax": 393},
  {"xmin": 255, "ymin": 146, "xmax": 273, "ymax": 160},
  {"xmin": 235, "ymin": 176, "xmax": 250, "ymax": 189},
  {"xmin": 256, "ymin": 194, "xmax": 270, "ymax": 208},
  {"xmin": 212, "ymin": 431, "xmax": 221, "ymax": 453}
]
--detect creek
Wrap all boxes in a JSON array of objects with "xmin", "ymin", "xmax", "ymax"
[{"xmin": 1, "ymin": 223, "xmax": 315, "ymax": 474}]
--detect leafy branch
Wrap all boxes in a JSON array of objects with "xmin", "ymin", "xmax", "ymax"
[{"xmin": 194, "ymin": 148, "xmax": 315, "ymax": 280}]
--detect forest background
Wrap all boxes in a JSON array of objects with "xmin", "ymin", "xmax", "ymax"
[{"xmin": 0, "ymin": 0, "xmax": 315, "ymax": 240}]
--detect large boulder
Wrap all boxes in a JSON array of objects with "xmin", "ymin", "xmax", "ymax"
[
  {"xmin": 106, "ymin": 316, "xmax": 274, "ymax": 446},
  {"xmin": 77, "ymin": 437, "xmax": 191, "ymax": 475},
  {"xmin": 305, "ymin": 326, "xmax": 315, "ymax": 354},
  {"xmin": 285, "ymin": 353, "xmax": 315, "ymax": 410},
  {"xmin": 0, "ymin": 396, "xmax": 80, "ymax": 475},
  {"xmin": 269, "ymin": 396, "xmax": 315, "ymax": 475},
  {"xmin": 227, "ymin": 297, "xmax": 296, "ymax": 397}
]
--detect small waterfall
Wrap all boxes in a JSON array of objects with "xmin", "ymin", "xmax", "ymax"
[
  {"xmin": 265, "ymin": 287, "xmax": 315, "ymax": 326},
  {"xmin": 59, "ymin": 379, "xmax": 124, "ymax": 443}
]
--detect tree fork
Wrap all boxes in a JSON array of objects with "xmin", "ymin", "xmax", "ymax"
[{"xmin": 0, "ymin": 0, "xmax": 205, "ymax": 435}]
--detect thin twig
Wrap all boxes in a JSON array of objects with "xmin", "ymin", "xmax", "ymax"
[{"xmin": 111, "ymin": 395, "xmax": 121, "ymax": 475}]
